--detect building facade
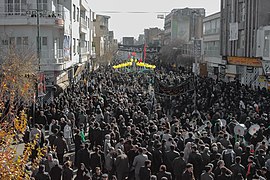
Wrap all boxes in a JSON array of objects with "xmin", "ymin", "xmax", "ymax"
[
  {"xmin": 164, "ymin": 8, "xmax": 205, "ymax": 45},
  {"xmin": 144, "ymin": 27, "xmax": 164, "ymax": 46},
  {"xmin": 122, "ymin": 37, "xmax": 134, "ymax": 46},
  {"xmin": 0, "ymin": 0, "xmax": 94, "ymax": 95},
  {"xmin": 220, "ymin": 0, "xmax": 270, "ymax": 87},
  {"xmin": 203, "ymin": 12, "xmax": 226, "ymax": 79},
  {"xmin": 93, "ymin": 14, "xmax": 110, "ymax": 58}
]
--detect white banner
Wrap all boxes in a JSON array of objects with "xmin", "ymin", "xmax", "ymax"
[{"xmin": 229, "ymin": 23, "xmax": 238, "ymax": 41}]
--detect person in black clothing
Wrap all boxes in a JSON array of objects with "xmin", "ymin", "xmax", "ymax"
[
  {"xmin": 49, "ymin": 163, "xmax": 62, "ymax": 180},
  {"xmin": 230, "ymin": 156, "xmax": 246, "ymax": 180},
  {"xmin": 152, "ymin": 143, "xmax": 163, "ymax": 174},
  {"xmin": 92, "ymin": 167, "xmax": 103, "ymax": 180},
  {"xmin": 62, "ymin": 161, "xmax": 73, "ymax": 180},
  {"xmin": 139, "ymin": 160, "xmax": 152, "ymax": 180},
  {"xmin": 172, "ymin": 151, "xmax": 186, "ymax": 180},
  {"xmin": 182, "ymin": 163, "xmax": 195, "ymax": 180},
  {"xmin": 77, "ymin": 143, "xmax": 91, "ymax": 170},
  {"xmin": 217, "ymin": 167, "xmax": 232, "ymax": 180},
  {"xmin": 34, "ymin": 165, "xmax": 51, "ymax": 180},
  {"xmin": 75, "ymin": 163, "xmax": 91, "ymax": 180},
  {"xmin": 188, "ymin": 145, "xmax": 203, "ymax": 180},
  {"xmin": 157, "ymin": 165, "xmax": 172, "ymax": 180},
  {"xmin": 74, "ymin": 129, "xmax": 83, "ymax": 167},
  {"xmin": 90, "ymin": 147, "xmax": 103, "ymax": 172}
]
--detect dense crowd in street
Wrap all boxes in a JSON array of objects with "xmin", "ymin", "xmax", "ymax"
[{"xmin": 24, "ymin": 59, "xmax": 270, "ymax": 180}]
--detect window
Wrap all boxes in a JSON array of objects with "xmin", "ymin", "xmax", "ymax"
[
  {"xmin": 77, "ymin": 7, "xmax": 79, "ymax": 22},
  {"xmin": 77, "ymin": 39, "xmax": 80, "ymax": 53},
  {"xmin": 9, "ymin": 37, "xmax": 15, "ymax": 45},
  {"xmin": 38, "ymin": 0, "xmax": 48, "ymax": 11},
  {"xmin": 264, "ymin": 30, "xmax": 270, "ymax": 57},
  {"xmin": 239, "ymin": 2, "xmax": 245, "ymax": 22},
  {"xmin": 23, "ymin": 37, "xmax": 28, "ymax": 45},
  {"xmin": 2, "ymin": 39, "xmax": 8, "ymax": 45},
  {"xmin": 42, "ymin": 37, "xmax": 47, "ymax": 46},
  {"xmin": 73, "ymin": 4, "xmax": 76, "ymax": 20},
  {"xmin": 17, "ymin": 37, "xmax": 22, "ymax": 45},
  {"xmin": 73, "ymin": 38, "xmax": 76, "ymax": 53}
]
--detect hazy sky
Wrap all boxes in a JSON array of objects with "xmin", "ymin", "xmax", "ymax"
[{"xmin": 89, "ymin": 0, "xmax": 220, "ymax": 41}]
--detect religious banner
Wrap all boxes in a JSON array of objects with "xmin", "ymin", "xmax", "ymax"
[{"xmin": 154, "ymin": 78, "xmax": 194, "ymax": 96}]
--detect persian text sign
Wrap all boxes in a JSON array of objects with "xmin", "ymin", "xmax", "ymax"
[{"xmin": 227, "ymin": 56, "xmax": 262, "ymax": 67}]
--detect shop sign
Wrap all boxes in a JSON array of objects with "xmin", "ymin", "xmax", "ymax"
[{"xmin": 227, "ymin": 56, "xmax": 262, "ymax": 67}]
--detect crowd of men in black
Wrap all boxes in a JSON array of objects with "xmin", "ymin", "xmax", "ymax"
[{"xmin": 24, "ymin": 60, "xmax": 270, "ymax": 180}]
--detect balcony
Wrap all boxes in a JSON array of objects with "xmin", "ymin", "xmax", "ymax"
[
  {"xmin": 40, "ymin": 49, "xmax": 65, "ymax": 71},
  {"xmin": 80, "ymin": 0, "xmax": 89, "ymax": 10},
  {"xmin": 80, "ymin": 17, "xmax": 88, "ymax": 33}
]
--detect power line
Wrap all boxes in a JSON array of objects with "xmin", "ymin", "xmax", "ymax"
[{"xmin": 96, "ymin": 11, "xmax": 169, "ymax": 14}]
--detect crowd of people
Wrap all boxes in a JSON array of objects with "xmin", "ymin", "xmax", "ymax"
[{"xmin": 23, "ymin": 59, "xmax": 270, "ymax": 180}]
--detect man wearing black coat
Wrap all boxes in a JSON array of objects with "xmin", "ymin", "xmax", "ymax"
[
  {"xmin": 188, "ymin": 146, "xmax": 203, "ymax": 180},
  {"xmin": 34, "ymin": 165, "xmax": 51, "ymax": 180},
  {"xmin": 139, "ymin": 160, "xmax": 152, "ymax": 180},
  {"xmin": 90, "ymin": 147, "xmax": 103, "ymax": 171},
  {"xmin": 173, "ymin": 152, "xmax": 186, "ymax": 180},
  {"xmin": 77, "ymin": 143, "xmax": 91, "ymax": 170},
  {"xmin": 49, "ymin": 164, "xmax": 62, "ymax": 180},
  {"xmin": 152, "ymin": 143, "xmax": 163, "ymax": 174},
  {"xmin": 230, "ymin": 156, "xmax": 246, "ymax": 180},
  {"xmin": 157, "ymin": 165, "xmax": 172, "ymax": 180},
  {"xmin": 182, "ymin": 163, "xmax": 195, "ymax": 180},
  {"xmin": 165, "ymin": 145, "xmax": 180, "ymax": 174}
]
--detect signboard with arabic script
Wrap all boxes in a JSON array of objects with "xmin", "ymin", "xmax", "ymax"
[{"xmin": 227, "ymin": 56, "xmax": 262, "ymax": 67}]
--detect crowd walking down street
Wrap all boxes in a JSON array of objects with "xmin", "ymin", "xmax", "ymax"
[{"xmin": 21, "ymin": 58, "xmax": 270, "ymax": 180}]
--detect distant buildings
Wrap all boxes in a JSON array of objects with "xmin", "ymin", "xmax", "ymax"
[
  {"xmin": 144, "ymin": 27, "xmax": 164, "ymax": 46},
  {"xmin": 122, "ymin": 37, "xmax": 134, "ymax": 46},
  {"xmin": 164, "ymin": 8, "xmax": 205, "ymax": 45}
]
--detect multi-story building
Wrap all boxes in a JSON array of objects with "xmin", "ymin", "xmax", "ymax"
[
  {"xmin": 203, "ymin": 12, "xmax": 226, "ymax": 80},
  {"xmin": 93, "ymin": 14, "xmax": 110, "ymax": 58},
  {"xmin": 164, "ymin": 8, "xmax": 205, "ymax": 45},
  {"xmin": 220, "ymin": 0, "xmax": 270, "ymax": 87},
  {"xmin": 144, "ymin": 27, "xmax": 164, "ymax": 46},
  {"xmin": 137, "ymin": 34, "xmax": 145, "ymax": 45},
  {"xmin": 122, "ymin": 37, "xmax": 134, "ymax": 46},
  {"xmin": 0, "ymin": 0, "xmax": 94, "ymax": 94}
]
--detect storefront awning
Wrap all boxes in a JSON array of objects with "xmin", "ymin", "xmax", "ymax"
[
  {"xmin": 57, "ymin": 81, "xmax": 69, "ymax": 91},
  {"xmin": 74, "ymin": 64, "xmax": 85, "ymax": 77}
]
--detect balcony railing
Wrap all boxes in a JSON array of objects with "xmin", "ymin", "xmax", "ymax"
[
  {"xmin": 40, "ymin": 49, "xmax": 64, "ymax": 64},
  {"xmin": 80, "ymin": 17, "xmax": 88, "ymax": 31}
]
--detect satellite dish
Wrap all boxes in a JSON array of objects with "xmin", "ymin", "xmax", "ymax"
[
  {"xmin": 234, "ymin": 124, "xmax": 247, "ymax": 136},
  {"xmin": 248, "ymin": 124, "xmax": 260, "ymax": 136}
]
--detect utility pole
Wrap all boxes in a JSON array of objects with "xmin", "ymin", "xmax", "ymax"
[{"xmin": 193, "ymin": 11, "xmax": 198, "ymax": 111}]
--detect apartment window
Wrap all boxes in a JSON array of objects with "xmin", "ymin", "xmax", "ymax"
[
  {"xmin": 73, "ymin": 38, "xmax": 76, "ymax": 53},
  {"xmin": 239, "ymin": 30, "xmax": 245, "ymax": 49},
  {"xmin": 17, "ymin": 37, "xmax": 22, "ymax": 45},
  {"xmin": 9, "ymin": 37, "xmax": 15, "ymax": 45},
  {"xmin": 77, "ymin": 39, "xmax": 80, "ymax": 53},
  {"xmin": 42, "ymin": 37, "xmax": 47, "ymax": 46},
  {"xmin": 77, "ymin": 7, "xmax": 79, "ymax": 22},
  {"xmin": 5, "ymin": 0, "xmax": 27, "ymax": 14},
  {"xmin": 23, "ymin": 37, "xmax": 28, "ymax": 45},
  {"xmin": 73, "ymin": 4, "xmax": 76, "ymax": 20},
  {"xmin": 264, "ymin": 30, "xmax": 270, "ymax": 57},
  {"xmin": 2, "ymin": 39, "xmax": 8, "ymax": 45},
  {"xmin": 38, "ymin": 0, "xmax": 48, "ymax": 11},
  {"xmin": 239, "ymin": 2, "xmax": 245, "ymax": 22}
]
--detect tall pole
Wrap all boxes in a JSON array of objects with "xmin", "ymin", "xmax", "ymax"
[
  {"xmin": 193, "ymin": 11, "xmax": 198, "ymax": 111},
  {"xmin": 37, "ymin": 0, "xmax": 41, "ymax": 69}
]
